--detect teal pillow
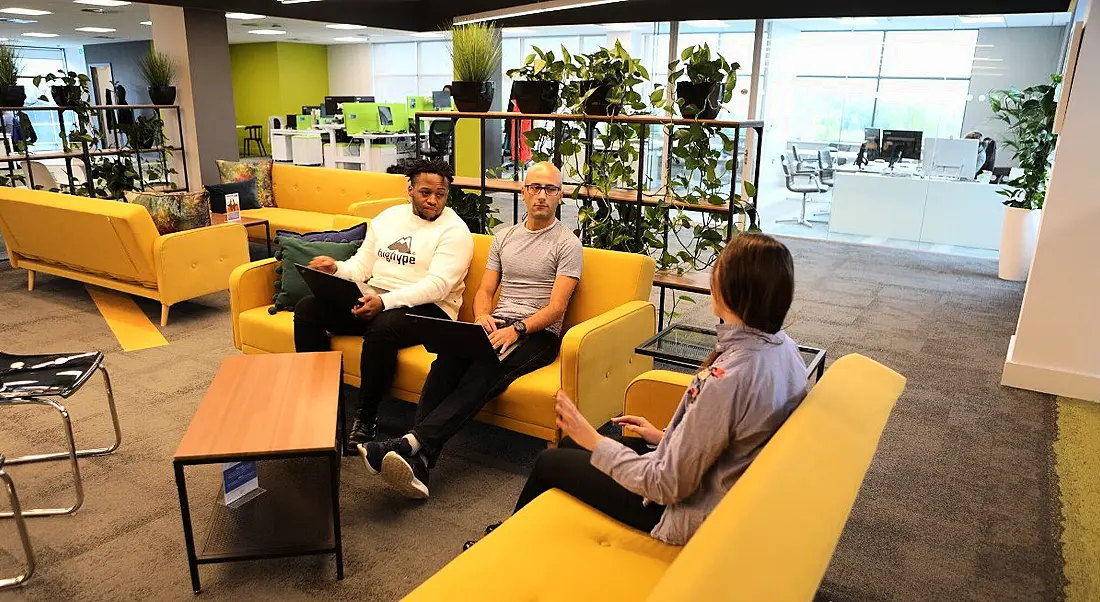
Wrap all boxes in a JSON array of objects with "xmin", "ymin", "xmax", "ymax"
[{"xmin": 271, "ymin": 236, "xmax": 362, "ymax": 313}]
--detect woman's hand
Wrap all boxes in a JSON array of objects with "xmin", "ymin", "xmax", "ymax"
[
  {"xmin": 555, "ymin": 390, "xmax": 602, "ymax": 451},
  {"xmin": 612, "ymin": 415, "xmax": 663, "ymax": 445}
]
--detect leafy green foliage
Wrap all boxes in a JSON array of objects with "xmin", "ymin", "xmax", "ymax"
[
  {"xmin": 653, "ymin": 44, "xmax": 740, "ymax": 118},
  {"xmin": 450, "ymin": 23, "xmax": 501, "ymax": 82},
  {"xmin": 989, "ymin": 73, "xmax": 1061, "ymax": 210},
  {"xmin": 0, "ymin": 44, "xmax": 19, "ymax": 87},
  {"xmin": 564, "ymin": 40, "xmax": 649, "ymax": 114},
  {"xmin": 506, "ymin": 45, "xmax": 576, "ymax": 83},
  {"xmin": 448, "ymin": 187, "xmax": 501, "ymax": 234},
  {"xmin": 138, "ymin": 51, "xmax": 175, "ymax": 88}
]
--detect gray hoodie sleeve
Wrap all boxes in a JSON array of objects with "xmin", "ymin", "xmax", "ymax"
[{"xmin": 591, "ymin": 367, "xmax": 740, "ymax": 505}]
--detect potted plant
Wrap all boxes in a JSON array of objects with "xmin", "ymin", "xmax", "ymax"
[
  {"xmin": 449, "ymin": 23, "xmax": 500, "ymax": 112},
  {"xmin": 448, "ymin": 187, "xmax": 501, "ymax": 234},
  {"xmin": 139, "ymin": 51, "xmax": 176, "ymax": 105},
  {"xmin": 0, "ymin": 44, "xmax": 24, "ymax": 107},
  {"xmin": 989, "ymin": 73, "xmax": 1060, "ymax": 281},
  {"xmin": 506, "ymin": 46, "xmax": 573, "ymax": 113},
  {"xmin": 666, "ymin": 43, "xmax": 739, "ymax": 120},
  {"xmin": 32, "ymin": 70, "xmax": 90, "ymax": 108},
  {"xmin": 567, "ymin": 41, "xmax": 649, "ymax": 116}
]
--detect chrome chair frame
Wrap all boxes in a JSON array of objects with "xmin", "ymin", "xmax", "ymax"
[{"xmin": 0, "ymin": 455, "xmax": 38, "ymax": 589}]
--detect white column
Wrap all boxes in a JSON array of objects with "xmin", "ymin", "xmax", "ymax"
[
  {"xmin": 150, "ymin": 6, "xmax": 238, "ymax": 188},
  {"xmin": 1001, "ymin": 9, "xmax": 1100, "ymax": 402}
]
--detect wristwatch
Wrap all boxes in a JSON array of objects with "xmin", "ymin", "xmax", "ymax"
[{"xmin": 513, "ymin": 320, "xmax": 528, "ymax": 339}]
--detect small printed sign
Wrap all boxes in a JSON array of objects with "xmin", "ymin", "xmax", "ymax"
[
  {"xmin": 222, "ymin": 461, "xmax": 260, "ymax": 508},
  {"xmin": 226, "ymin": 192, "xmax": 241, "ymax": 222}
]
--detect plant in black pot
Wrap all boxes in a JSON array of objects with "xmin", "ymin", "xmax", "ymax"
[
  {"xmin": 140, "ymin": 51, "xmax": 176, "ymax": 105},
  {"xmin": 0, "ymin": 44, "xmax": 24, "ymax": 108},
  {"xmin": 32, "ymin": 70, "xmax": 90, "ymax": 108},
  {"xmin": 449, "ymin": 23, "xmax": 501, "ymax": 112},
  {"xmin": 448, "ymin": 186, "xmax": 501, "ymax": 234},
  {"xmin": 567, "ymin": 41, "xmax": 649, "ymax": 116},
  {"xmin": 506, "ymin": 46, "xmax": 574, "ymax": 114},
  {"xmin": 665, "ymin": 43, "xmax": 738, "ymax": 120}
]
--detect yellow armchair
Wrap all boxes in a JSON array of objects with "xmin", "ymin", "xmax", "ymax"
[
  {"xmin": 621, "ymin": 370, "xmax": 694, "ymax": 438},
  {"xmin": 229, "ymin": 258, "xmax": 279, "ymax": 350},
  {"xmin": 154, "ymin": 222, "xmax": 249, "ymax": 326}
]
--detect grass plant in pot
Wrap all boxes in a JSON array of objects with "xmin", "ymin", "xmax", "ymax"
[
  {"xmin": 0, "ymin": 44, "xmax": 24, "ymax": 107},
  {"xmin": 667, "ymin": 43, "xmax": 739, "ymax": 120},
  {"xmin": 568, "ymin": 41, "xmax": 649, "ymax": 116},
  {"xmin": 33, "ymin": 70, "xmax": 89, "ymax": 108},
  {"xmin": 989, "ymin": 73, "xmax": 1060, "ymax": 281},
  {"xmin": 506, "ymin": 46, "xmax": 573, "ymax": 113},
  {"xmin": 449, "ymin": 23, "xmax": 500, "ymax": 112},
  {"xmin": 140, "ymin": 51, "xmax": 176, "ymax": 105}
]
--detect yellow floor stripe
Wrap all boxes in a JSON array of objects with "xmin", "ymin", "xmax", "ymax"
[
  {"xmin": 1055, "ymin": 396, "xmax": 1100, "ymax": 602},
  {"xmin": 85, "ymin": 286, "xmax": 168, "ymax": 351}
]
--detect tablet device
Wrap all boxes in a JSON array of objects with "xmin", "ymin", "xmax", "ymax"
[
  {"xmin": 294, "ymin": 264, "xmax": 363, "ymax": 311},
  {"xmin": 408, "ymin": 314, "xmax": 518, "ymax": 362}
]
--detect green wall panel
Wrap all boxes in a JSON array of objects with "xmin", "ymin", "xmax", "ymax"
[{"xmin": 229, "ymin": 42, "xmax": 329, "ymax": 147}]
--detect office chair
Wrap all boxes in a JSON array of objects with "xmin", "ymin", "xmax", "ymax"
[
  {"xmin": 790, "ymin": 144, "xmax": 820, "ymax": 172},
  {"xmin": 20, "ymin": 161, "xmax": 58, "ymax": 191},
  {"xmin": 817, "ymin": 149, "xmax": 836, "ymax": 186},
  {"xmin": 0, "ymin": 455, "xmax": 36, "ymax": 590},
  {"xmin": 242, "ymin": 125, "xmax": 266, "ymax": 157},
  {"xmin": 778, "ymin": 154, "xmax": 829, "ymax": 228},
  {"xmin": 424, "ymin": 120, "xmax": 454, "ymax": 161}
]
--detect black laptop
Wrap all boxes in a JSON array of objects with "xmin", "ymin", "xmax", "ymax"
[
  {"xmin": 408, "ymin": 314, "xmax": 519, "ymax": 362},
  {"xmin": 294, "ymin": 264, "xmax": 364, "ymax": 311}
]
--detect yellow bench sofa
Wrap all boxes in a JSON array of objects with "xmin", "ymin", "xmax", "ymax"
[
  {"xmin": 402, "ymin": 354, "xmax": 906, "ymax": 601},
  {"xmin": 0, "ymin": 187, "xmax": 249, "ymax": 326},
  {"xmin": 240, "ymin": 164, "xmax": 410, "ymax": 241},
  {"xmin": 229, "ymin": 232, "xmax": 657, "ymax": 444}
]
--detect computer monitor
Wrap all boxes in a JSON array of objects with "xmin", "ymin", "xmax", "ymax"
[
  {"xmin": 302, "ymin": 105, "xmax": 321, "ymax": 116},
  {"xmin": 378, "ymin": 106, "xmax": 393, "ymax": 127},
  {"xmin": 881, "ymin": 129, "xmax": 923, "ymax": 163},
  {"xmin": 922, "ymin": 137, "xmax": 979, "ymax": 180},
  {"xmin": 433, "ymin": 90, "xmax": 452, "ymax": 110},
  {"xmin": 324, "ymin": 96, "xmax": 375, "ymax": 116},
  {"xmin": 864, "ymin": 128, "xmax": 881, "ymax": 145}
]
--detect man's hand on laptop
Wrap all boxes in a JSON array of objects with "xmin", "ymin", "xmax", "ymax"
[
  {"xmin": 488, "ymin": 325, "xmax": 519, "ymax": 352},
  {"xmin": 351, "ymin": 293, "xmax": 385, "ymax": 320},
  {"xmin": 309, "ymin": 255, "xmax": 337, "ymax": 275},
  {"xmin": 476, "ymin": 315, "xmax": 503, "ymax": 334}
]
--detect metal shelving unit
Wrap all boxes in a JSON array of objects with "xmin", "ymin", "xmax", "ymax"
[{"xmin": 0, "ymin": 103, "xmax": 188, "ymax": 195}]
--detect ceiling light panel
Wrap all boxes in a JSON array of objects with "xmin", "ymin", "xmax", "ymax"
[
  {"xmin": 0, "ymin": 7, "xmax": 51, "ymax": 15},
  {"xmin": 248, "ymin": 29, "xmax": 286, "ymax": 35},
  {"xmin": 226, "ymin": 12, "xmax": 265, "ymax": 19},
  {"xmin": 75, "ymin": 26, "xmax": 116, "ymax": 32},
  {"xmin": 333, "ymin": 36, "xmax": 368, "ymax": 42},
  {"xmin": 326, "ymin": 23, "xmax": 366, "ymax": 29},
  {"xmin": 22, "ymin": 32, "xmax": 59, "ymax": 37}
]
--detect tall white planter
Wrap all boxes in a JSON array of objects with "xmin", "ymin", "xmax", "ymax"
[{"xmin": 999, "ymin": 206, "xmax": 1041, "ymax": 281}]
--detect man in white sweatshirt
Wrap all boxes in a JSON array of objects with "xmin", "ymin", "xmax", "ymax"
[{"xmin": 294, "ymin": 159, "xmax": 474, "ymax": 449}]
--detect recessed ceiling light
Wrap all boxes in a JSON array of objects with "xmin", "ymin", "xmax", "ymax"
[
  {"xmin": 21, "ymin": 32, "xmax": 59, "ymax": 37},
  {"xmin": 248, "ymin": 29, "xmax": 286, "ymax": 35},
  {"xmin": 685, "ymin": 20, "xmax": 728, "ymax": 28},
  {"xmin": 410, "ymin": 31, "xmax": 444, "ymax": 38},
  {"xmin": 326, "ymin": 23, "xmax": 366, "ymax": 30},
  {"xmin": 226, "ymin": 12, "xmax": 265, "ymax": 19},
  {"xmin": 333, "ymin": 36, "xmax": 367, "ymax": 42},
  {"xmin": 76, "ymin": 26, "xmax": 116, "ymax": 32},
  {"xmin": 73, "ymin": 0, "xmax": 130, "ymax": 5},
  {"xmin": 140, "ymin": 20, "xmax": 150, "ymax": 25},
  {"xmin": 0, "ymin": 7, "xmax": 51, "ymax": 15},
  {"xmin": 959, "ymin": 15, "xmax": 1005, "ymax": 24}
]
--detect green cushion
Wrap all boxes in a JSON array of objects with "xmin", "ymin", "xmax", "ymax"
[
  {"xmin": 124, "ymin": 190, "xmax": 211, "ymax": 235},
  {"xmin": 271, "ymin": 236, "xmax": 362, "ymax": 313}
]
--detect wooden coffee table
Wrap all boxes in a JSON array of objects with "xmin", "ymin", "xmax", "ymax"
[
  {"xmin": 210, "ymin": 213, "xmax": 272, "ymax": 257},
  {"xmin": 172, "ymin": 352, "xmax": 344, "ymax": 593}
]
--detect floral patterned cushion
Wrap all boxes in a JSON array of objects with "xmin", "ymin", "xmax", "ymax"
[
  {"xmin": 124, "ymin": 190, "xmax": 211, "ymax": 235},
  {"xmin": 217, "ymin": 159, "xmax": 275, "ymax": 207}
]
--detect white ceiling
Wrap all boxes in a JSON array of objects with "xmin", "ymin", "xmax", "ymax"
[{"xmin": 1, "ymin": 3, "xmax": 1072, "ymax": 50}]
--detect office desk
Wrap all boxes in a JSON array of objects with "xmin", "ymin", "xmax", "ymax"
[
  {"xmin": 829, "ymin": 170, "xmax": 1006, "ymax": 250},
  {"xmin": 328, "ymin": 133, "xmax": 423, "ymax": 172}
]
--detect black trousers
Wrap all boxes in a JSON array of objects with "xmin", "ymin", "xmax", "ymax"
[
  {"xmin": 411, "ymin": 330, "xmax": 560, "ymax": 467},
  {"xmin": 293, "ymin": 295, "xmax": 449, "ymax": 422},
  {"xmin": 513, "ymin": 438, "xmax": 665, "ymax": 534}
]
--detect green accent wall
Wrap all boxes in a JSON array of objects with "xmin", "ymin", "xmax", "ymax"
[{"xmin": 229, "ymin": 42, "xmax": 329, "ymax": 146}]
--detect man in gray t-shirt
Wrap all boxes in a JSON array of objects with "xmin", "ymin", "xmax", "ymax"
[{"xmin": 360, "ymin": 162, "xmax": 584, "ymax": 500}]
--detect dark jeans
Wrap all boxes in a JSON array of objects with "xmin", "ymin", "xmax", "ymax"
[
  {"xmin": 514, "ymin": 438, "xmax": 665, "ymax": 533},
  {"xmin": 293, "ymin": 294, "xmax": 449, "ymax": 422},
  {"xmin": 411, "ymin": 330, "xmax": 560, "ymax": 467}
]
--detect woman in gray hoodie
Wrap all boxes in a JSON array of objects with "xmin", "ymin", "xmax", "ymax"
[{"xmin": 472, "ymin": 233, "xmax": 808, "ymax": 548}]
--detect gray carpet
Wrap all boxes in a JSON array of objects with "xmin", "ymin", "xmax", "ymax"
[{"xmin": 0, "ymin": 236, "xmax": 1062, "ymax": 601}]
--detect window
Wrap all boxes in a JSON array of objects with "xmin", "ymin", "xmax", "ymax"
[
  {"xmin": 17, "ymin": 48, "xmax": 68, "ymax": 152},
  {"xmin": 372, "ymin": 42, "xmax": 447, "ymax": 101},
  {"xmin": 793, "ymin": 77, "xmax": 877, "ymax": 142}
]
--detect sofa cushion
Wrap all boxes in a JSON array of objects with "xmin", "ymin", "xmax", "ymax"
[
  {"xmin": 271, "ymin": 163, "xmax": 408, "ymax": 214},
  {"xmin": 239, "ymin": 307, "xmax": 295, "ymax": 353},
  {"xmin": 124, "ymin": 190, "xmax": 212, "ymax": 235},
  {"xmin": 218, "ymin": 158, "xmax": 275, "ymax": 207},
  {"xmin": 402, "ymin": 489, "xmax": 679, "ymax": 601},
  {"xmin": 241, "ymin": 207, "xmax": 340, "ymax": 240},
  {"xmin": 272, "ymin": 236, "xmax": 362, "ymax": 312},
  {"xmin": 276, "ymin": 221, "xmax": 366, "ymax": 244},
  {"xmin": 206, "ymin": 178, "xmax": 260, "ymax": 212}
]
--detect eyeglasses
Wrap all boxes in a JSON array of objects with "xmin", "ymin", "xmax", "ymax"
[{"xmin": 524, "ymin": 184, "xmax": 562, "ymax": 196}]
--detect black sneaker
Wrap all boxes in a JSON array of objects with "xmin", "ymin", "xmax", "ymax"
[
  {"xmin": 348, "ymin": 416, "xmax": 378, "ymax": 449},
  {"xmin": 484, "ymin": 522, "xmax": 502, "ymax": 535},
  {"xmin": 358, "ymin": 437, "xmax": 403, "ymax": 474},
  {"xmin": 381, "ymin": 450, "xmax": 430, "ymax": 499}
]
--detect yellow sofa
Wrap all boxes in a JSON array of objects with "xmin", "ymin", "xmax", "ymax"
[
  {"xmin": 229, "ymin": 233, "xmax": 657, "ymax": 444},
  {"xmin": 240, "ymin": 164, "xmax": 410, "ymax": 241},
  {"xmin": 0, "ymin": 187, "xmax": 249, "ymax": 326},
  {"xmin": 402, "ymin": 354, "xmax": 906, "ymax": 602}
]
